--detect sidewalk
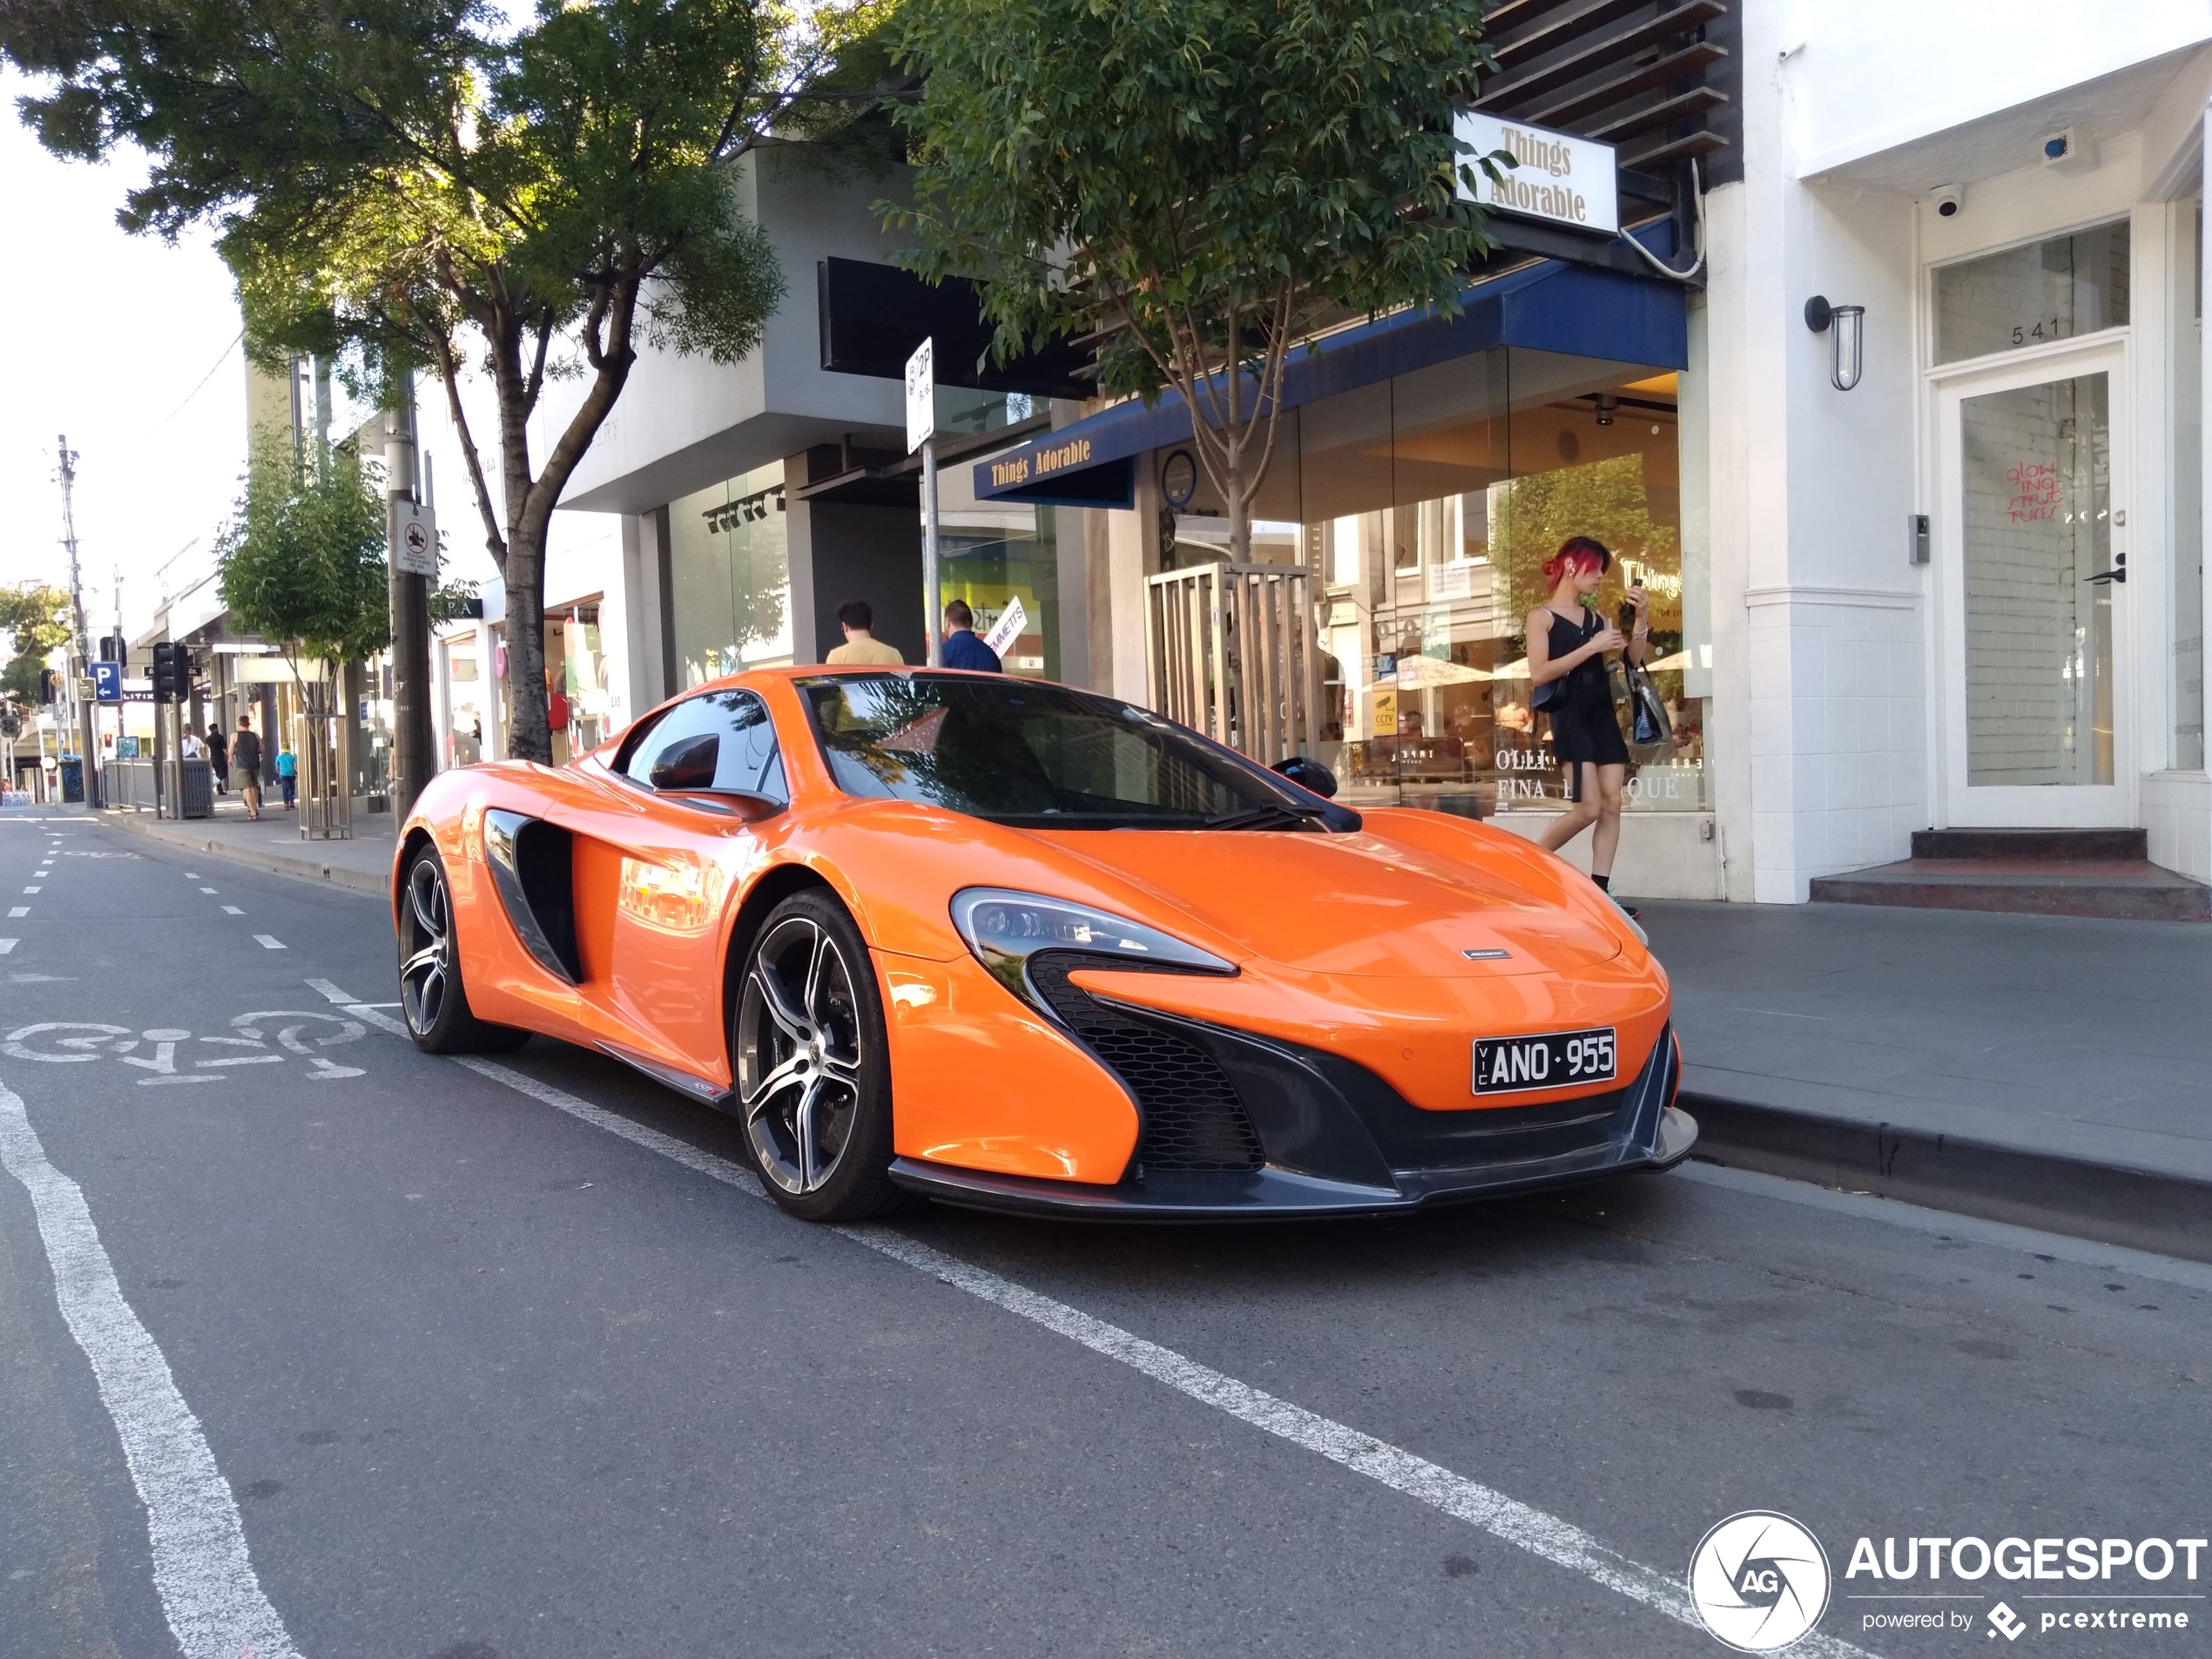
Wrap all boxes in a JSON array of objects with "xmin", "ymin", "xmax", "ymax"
[
  {"xmin": 100, "ymin": 794, "xmax": 395, "ymax": 895},
  {"xmin": 1644, "ymin": 899, "xmax": 2212, "ymax": 1262}
]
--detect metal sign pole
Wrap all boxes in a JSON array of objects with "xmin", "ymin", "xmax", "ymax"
[{"xmin": 906, "ymin": 339, "xmax": 940, "ymax": 666}]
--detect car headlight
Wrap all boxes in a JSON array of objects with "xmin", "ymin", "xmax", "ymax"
[{"xmin": 949, "ymin": 888, "xmax": 1234, "ymax": 1005}]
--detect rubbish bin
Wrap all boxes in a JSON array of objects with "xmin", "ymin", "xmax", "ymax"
[
  {"xmin": 60, "ymin": 756, "xmax": 83, "ymax": 803},
  {"xmin": 180, "ymin": 758, "xmax": 213, "ymax": 819}
]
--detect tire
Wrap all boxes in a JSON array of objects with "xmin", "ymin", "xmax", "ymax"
[
  {"xmin": 731, "ymin": 890, "xmax": 903, "ymax": 1222},
  {"xmin": 397, "ymin": 845, "xmax": 530, "ymax": 1055}
]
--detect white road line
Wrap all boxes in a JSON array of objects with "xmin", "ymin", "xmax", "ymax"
[
  {"xmin": 0, "ymin": 1077, "xmax": 301, "ymax": 1659},
  {"xmin": 304, "ymin": 979, "xmax": 358, "ymax": 1005},
  {"xmin": 342, "ymin": 1009, "xmax": 1874, "ymax": 1659},
  {"xmin": 199, "ymin": 887, "xmax": 218, "ymax": 894},
  {"xmin": 252, "ymin": 935, "xmax": 286, "ymax": 951},
  {"xmin": 0, "ymin": 939, "xmax": 15, "ymax": 954},
  {"xmin": 24, "ymin": 886, "xmax": 41, "ymax": 894},
  {"xmin": 8, "ymin": 907, "xmax": 26, "ymax": 917},
  {"xmin": 221, "ymin": 906, "xmax": 243, "ymax": 916}
]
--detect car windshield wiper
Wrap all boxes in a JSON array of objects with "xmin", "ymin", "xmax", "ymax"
[{"xmin": 1200, "ymin": 800, "xmax": 1328, "ymax": 832}]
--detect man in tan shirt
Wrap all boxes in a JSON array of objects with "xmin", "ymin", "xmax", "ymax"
[{"xmin": 824, "ymin": 600, "xmax": 905, "ymax": 665}]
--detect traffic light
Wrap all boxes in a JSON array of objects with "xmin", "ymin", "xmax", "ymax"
[
  {"xmin": 151, "ymin": 641, "xmax": 185, "ymax": 705},
  {"xmin": 38, "ymin": 667, "xmax": 59, "ymax": 705},
  {"xmin": 99, "ymin": 633, "xmax": 125, "ymax": 664},
  {"xmin": 0, "ymin": 705, "xmax": 19, "ymax": 738}
]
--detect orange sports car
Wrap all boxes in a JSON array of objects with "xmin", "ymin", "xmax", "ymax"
[{"xmin": 393, "ymin": 669, "xmax": 1693, "ymax": 1222}]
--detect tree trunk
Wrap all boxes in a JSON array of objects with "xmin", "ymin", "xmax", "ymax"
[{"xmin": 502, "ymin": 518, "xmax": 551, "ymax": 764}]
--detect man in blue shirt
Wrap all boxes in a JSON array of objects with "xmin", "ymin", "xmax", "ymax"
[{"xmin": 938, "ymin": 600, "xmax": 1001, "ymax": 672}]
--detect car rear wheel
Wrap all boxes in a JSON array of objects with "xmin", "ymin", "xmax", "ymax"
[
  {"xmin": 732, "ymin": 891, "xmax": 902, "ymax": 1222},
  {"xmin": 398, "ymin": 845, "xmax": 530, "ymax": 1055}
]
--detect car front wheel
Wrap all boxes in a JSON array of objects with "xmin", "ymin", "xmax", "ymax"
[{"xmin": 732, "ymin": 890, "xmax": 901, "ymax": 1222}]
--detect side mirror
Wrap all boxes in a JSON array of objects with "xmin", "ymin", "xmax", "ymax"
[
  {"xmin": 648, "ymin": 732, "xmax": 718, "ymax": 792},
  {"xmin": 1271, "ymin": 755, "xmax": 1339, "ymax": 799}
]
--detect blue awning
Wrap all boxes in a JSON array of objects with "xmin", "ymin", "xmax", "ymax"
[{"xmin": 974, "ymin": 228, "xmax": 1690, "ymax": 507}]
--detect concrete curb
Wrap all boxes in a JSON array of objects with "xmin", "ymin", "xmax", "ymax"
[
  {"xmin": 1685, "ymin": 1092, "xmax": 2212, "ymax": 1265},
  {"xmin": 99, "ymin": 810, "xmax": 389, "ymax": 898}
]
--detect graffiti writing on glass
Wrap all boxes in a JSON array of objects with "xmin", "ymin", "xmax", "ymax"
[{"xmin": 2006, "ymin": 461, "xmax": 2062, "ymax": 523}]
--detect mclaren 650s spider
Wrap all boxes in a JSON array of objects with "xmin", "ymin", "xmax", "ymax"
[{"xmin": 393, "ymin": 668, "xmax": 1693, "ymax": 1223}]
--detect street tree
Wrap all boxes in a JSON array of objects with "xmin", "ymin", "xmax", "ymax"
[
  {"xmin": 0, "ymin": 585, "xmax": 74, "ymax": 711},
  {"xmin": 890, "ymin": 0, "xmax": 1501, "ymax": 561},
  {"xmin": 2, "ymin": 0, "xmax": 896, "ymax": 761},
  {"xmin": 216, "ymin": 433, "xmax": 393, "ymax": 699}
]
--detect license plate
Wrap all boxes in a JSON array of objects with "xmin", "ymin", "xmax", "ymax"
[{"xmin": 1473, "ymin": 1027, "xmax": 1616, "ymax": 1095}]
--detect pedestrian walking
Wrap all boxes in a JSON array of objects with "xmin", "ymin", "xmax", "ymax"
[
  {"xmin": 1526, "ymin": 536, "xmax": 1649, "ymax": 918},
  {"xmin": 231, "ymin": 715, "xmax": 265, "ymax": 820},
  {"xmin": 206, "ymin": 724, "xmax": 228, "ymax": 792},
  {"xmin": 275, "ymin": 743, "xmax": 298, "ymax": 811},
  {"xmin": 824, "ymin": 600, "xmax": 906, "ymax": 665},
  {"xmin": 180, "ymin": 730, "xmax": 205, "ymax": 760},
  {"xmin": 938, "ymin": 600, "xmax": 1001, "ymax": 672}
]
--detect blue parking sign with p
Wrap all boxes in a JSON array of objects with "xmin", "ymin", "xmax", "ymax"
[{"xmin": 92, "ymin": 662, "xmax": 123, "ymax": 703}]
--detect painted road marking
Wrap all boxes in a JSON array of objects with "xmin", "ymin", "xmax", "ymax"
[
  {"xmin": 221, "ymin": 906, "xmax": 243, "ymax": 915},
  {"xmin": 338, "ymin": 1001, "xmax": 1875, "ymax": 1659},
  {"xmin": 24, "ymin": 887, "xmax": 41, "ymax": 894},
  {"xmin": 253, "ymin": 935, "xmax": 286, "ymax": 951},
  {"xmin": 199, "ymin": 887, "xmax": 218, "ymax": 894},
  {"xmin": 0, "ymin": 940, "xmax": 15, "ymax": 954},
  {"xmin": 185, "ymin": 873, "xmax": 199, "ymax": 879},
  {"xmin": 306, "ymin": 980, "xmax": 359, "ymax": 1005},
  {"xmin": 8, "ymin": 907, "xmax": 25, "ymax": 918},
  {"xmin": 0, "ymin": 1077, "xmax": 302, "ymax": 1658}
]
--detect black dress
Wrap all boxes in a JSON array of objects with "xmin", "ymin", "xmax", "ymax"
[{"xmin": 1541, "ymin": 609, "xmax": 1629, "ymax": 769}]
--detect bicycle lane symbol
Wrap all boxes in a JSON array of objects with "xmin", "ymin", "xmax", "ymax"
[{"xmin": 3, "ymin": 1011, "xmax": 368, "ymax": 1083}]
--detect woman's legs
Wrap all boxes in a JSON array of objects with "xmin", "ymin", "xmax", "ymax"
[
  {"xmin": 1539, "ymin": 764, "xmax": 1602, "ymax": 851},
  {"xmin": 1588, "ymin": 764, "xmax": 1628, "ymax": 878}
]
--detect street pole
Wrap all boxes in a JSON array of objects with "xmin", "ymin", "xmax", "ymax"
[
  {"xmin": 906, "ymin": 339, "xmax": 941, "ymax": 666},
  {"xmin": 921, "ymin": 436, "xmax": 941, "ymax": 667},
  {"xmin": 386, "ymin": 374, "xmax": 433, "ymax": 822},
  {"xmin": 56, "ymin": 435, "xmax": 100, "ymax": 809}
]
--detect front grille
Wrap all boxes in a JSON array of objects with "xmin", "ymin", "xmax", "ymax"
[{"xmin": 1026, "ymin": 956, "xmax": 1264, "ymax": 1173}]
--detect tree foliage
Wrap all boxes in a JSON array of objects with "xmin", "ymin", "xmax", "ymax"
[
  {"xmin": 3, "ymin": 0, "xmax": 896, "ymax": 759},
  {"xmin": 0, "ymin": 585, "xmax": 73, "ymax": 708},
  {"xmin": 216, "ymin": 431, "xmax": 392, "ymax": 677},
  {"xmin": 889, "ymin": 0, "xmax": 1502, "ymax": 559}
]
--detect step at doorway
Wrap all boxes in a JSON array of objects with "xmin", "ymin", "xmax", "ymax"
[{"xmin": 1811, "ymin": 828, "xmax": 2209, "ymax": 921}]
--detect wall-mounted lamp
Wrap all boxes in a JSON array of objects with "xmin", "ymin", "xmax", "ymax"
[
  {"xmin": 1593, "ymin": 394, "xmax": 1617, "ymax": 427},
  {"xmin": 1804, "ymin": 296, "xmax": 1865, "ymax": 391}
]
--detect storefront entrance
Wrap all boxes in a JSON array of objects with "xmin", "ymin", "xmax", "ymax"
[{"xmin": 1935, "ymin": 339, "xmax": 2132, "ymax": 827}]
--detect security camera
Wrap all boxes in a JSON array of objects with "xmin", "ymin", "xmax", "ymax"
[{"xmin": 1932, "ymin": 184, "xmax": 1963, "ymax": 219}]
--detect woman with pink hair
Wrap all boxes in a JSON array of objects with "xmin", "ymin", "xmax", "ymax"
[{"xmin": 1526, "ymin": 536, "xmax": 1649, "ymax": 916}]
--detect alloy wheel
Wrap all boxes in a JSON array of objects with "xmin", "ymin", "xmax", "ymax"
[
  {"xmin": 400, "ymin": 856, "xmax": 451, "ymax": 1036},
  {"xmin": 737, "ymin": 915, "xmax": 866, "ymax": 1197}
]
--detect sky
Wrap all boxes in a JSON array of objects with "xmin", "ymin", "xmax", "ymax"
[{"xmin": 0, "ymin": 68, "xmax": 250, "ymax": 639}]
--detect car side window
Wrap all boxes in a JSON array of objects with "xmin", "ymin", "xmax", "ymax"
[{"xmin": 617, "ymin": 691, "xmax": 787, "ymax": 804}]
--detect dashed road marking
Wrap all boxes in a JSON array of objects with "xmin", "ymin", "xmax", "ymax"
[
  {"xmin": 24, "ymin": 887, "xmax": 41, "ymax": 894},
  {"xmin": 0, "ymin": 1076, "xmax": 301, "ymax": 1658},
  {"xmin": 253, "ymin": 935, "xmax": 286, "ymax": 951},
  {"xmin": 0, "ymin": 940, "xmax": 15, "ymax": 954},
  {"xmin": 305, "ymin": 979, "xmax": 357, "ymax": 1005},
  {"xmin": 8, "ymin": 907, "xmax": 25, "ymax": 918},
  {"xmin": 340, "ymin": 1001, "xmax": 1876, "ymax": 1659},
  {"xmin": 221, "ymin": 906, "xmax": 243, "ymax": 915},
  {"xmin": 199, "ymin": 887, "xmax": 218, "ymax": 894}
]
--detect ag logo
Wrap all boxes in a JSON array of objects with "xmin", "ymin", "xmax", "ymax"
[{"xmin": 1688, "ymin": 1511, "xmax": 1831, "ymax": 1652}]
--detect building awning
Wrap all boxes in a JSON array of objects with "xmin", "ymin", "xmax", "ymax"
[{"xmin": 974, "ymin": 225, "xmax": 1691, "ymax": 507}]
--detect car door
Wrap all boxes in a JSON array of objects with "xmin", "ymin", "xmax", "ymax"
[{"xmin": 596, "ymin": 688, "xmax": 789, "ymax": 1090}]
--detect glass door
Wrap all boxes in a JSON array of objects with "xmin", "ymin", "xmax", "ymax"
[{"xmin": 1935, "ymin": 341, "xmax": 2130, "ymax": 826}]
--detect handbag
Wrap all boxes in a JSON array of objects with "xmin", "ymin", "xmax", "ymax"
[
  {"xmin": 1622, "ymin": 658, "xmax": 1673, "ymax": 759},
  {"xmin": 1529, "ymin": 608, "xmax": 1589, "ymax": 715}
]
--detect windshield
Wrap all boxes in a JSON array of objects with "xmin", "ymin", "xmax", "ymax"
[{"xmin": 799, "ymin": 674, "xmax": 1323, "ymax": 830}]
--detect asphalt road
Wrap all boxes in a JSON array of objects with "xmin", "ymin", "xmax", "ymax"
[{"xmin": 2, "ymin": 807, "xmax": 2208, "ymax": 1659}]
